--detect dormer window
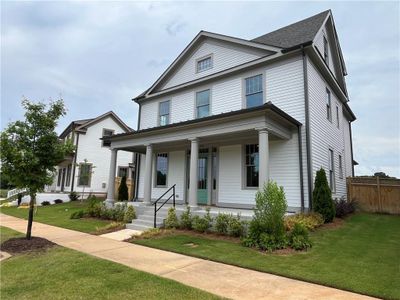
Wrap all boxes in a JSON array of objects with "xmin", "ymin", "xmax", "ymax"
[
  {"xmin": 323, "ymin": 35, "xmax": 329, "ymax": 65},
  {"xmin": 196, "ymin": 55, "xmax": 212, "ymax": 73}
]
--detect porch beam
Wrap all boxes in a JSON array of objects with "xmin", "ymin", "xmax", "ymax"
[
  {"xmin": 143, "ymin": 144, "xmax": 153, "ymax": 205},
  {"xmin": 105, "ymin": 149, "xmax": 118, "ymax": 207},
  {"xmin": 258, "ymin": 129, "xmax": 270, "ymax": 188},
  {"xmin": 188, "ymin": 138, "xmax": 199, "ymax": 207}
]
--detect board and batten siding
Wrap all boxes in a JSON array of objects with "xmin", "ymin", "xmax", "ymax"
[
  {"xmin": 160, "ymin": 38, "xmax": 267, "ymax": 91},
  {"xmin": 307, "ymin": 59, "xmax": 350, "ymax": 199}
]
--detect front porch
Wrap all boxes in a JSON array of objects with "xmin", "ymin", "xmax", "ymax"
[{"xmin": 105, "ymin": 103, "xmax": 304, "ymax": 212}]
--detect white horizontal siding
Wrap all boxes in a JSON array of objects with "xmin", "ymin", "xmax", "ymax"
[
  {"xmin": 308, "ymin": 59, "xmax": 348, "ymax": 199},
  {"xmin": 314, "ymin": 24, "xmax": 338, "ymax": 79},
  {"xmin": 343, "ymin": 118, "xmax": 353, "ymax": 178},
  {"xmin": 212, "ymin": 77, "xmax": 242, "ymax": 115},
  {"xmin": 161, "ymin": 38, "xmax": 265, "ymax": 90}
]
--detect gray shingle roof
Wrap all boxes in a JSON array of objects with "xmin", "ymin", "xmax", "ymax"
[{"xmin": 251, "ymin": 10, "xmax": 330, "ymax": 49}]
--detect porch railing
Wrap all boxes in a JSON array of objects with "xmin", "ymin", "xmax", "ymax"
[{"xmin": 153, "ymin": 184, "xmax": 176, "ymax": 228}]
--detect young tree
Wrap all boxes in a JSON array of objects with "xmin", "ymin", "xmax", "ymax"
[
  {"xmin": 313, "ymin": 168, "xmax": 335, "ymax": 223},
  {"xmin": 0, "ymin": 98, "xmax": 73, "ymax": 239},
  {"xmin": 118, "ymin": 175, "xmax": 129, "ymax": 201}
]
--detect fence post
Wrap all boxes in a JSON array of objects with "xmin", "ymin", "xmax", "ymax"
[{"xmin": 377, "ymin": 176, "xmax": 382, "ymax": 213}]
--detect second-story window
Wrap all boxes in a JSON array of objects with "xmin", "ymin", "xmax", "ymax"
[
  {"xmin": 245, "ymin": 74, "xmax": 263, "ymax": 108},
  {"xmin": 159, "ymin": 100, "xmax": 170, "ymax": 126},
  {"xmin": 196, "ymin": 89, "xmax": 210, "ymax": 118},
  {"xmin": 102, "ymin": 129, "xmax": 114, "ymax": 147},
  {"xmin": 336, "ymin": 105, "xmax": 340, "ymax": 128},
  {"xmin": 323, "ymin": 35, "xmax": 329, "ymax": 65},
  {"xmin": 326, "ymin": 88, "xmax": 332, "ymax": 121},
  {"xmin": 197, "ymin": 56, "xmax": 212, "ymax": 72}
]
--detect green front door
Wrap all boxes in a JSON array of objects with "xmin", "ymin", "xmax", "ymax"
[{"xmin": 197, "ymin": 150, "xmax": 208, "ymax": 205}]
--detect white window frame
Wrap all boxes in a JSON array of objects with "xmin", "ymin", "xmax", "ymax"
[
  {"xmin": 328, "ymin": 149, "xmax": 335, "ymax": 192},
  {"xmin": 118, "ymin": 166, "xmax": 129, "ymax": 178},
  {"xmin": 339, "ymin": 154, "xmax": 343, "ymax": 179},
  {"xmin": 336, "ymin": 105, "xmax": 340, "ymax": 128},
  {"xmin": 158, "ymin": 100, "xmax": 170, "ymax": 126},
  {"xmin": 244, "ymin": 73, "xmax": 264, "ymax": 109},
  {"xmin": 196, "ymin": 54, "xmax": 213, "ymax": 73},
  {"xmin": 102, "ymin": 128, "xmax": 114, "ymax": 147},
  {"xmin": 195, "ymin": 89, "xmax": 211, "ymax": 118},
  {"xmin": 154, "ymin": 153, "xmax": 168, "ymax": 187},
  {"xmin": 77, "ymin": 163, "xmax": 92, "ymax": 187},
  {"xmin": 323, "ymin": 35, "xmax": 329, "ymax": 65},
  {"xmin": 326, "ymin": 88, "xmax": 332, "ymax": 122},
  {"xmin": 243, "ymin": 144, "xmax": 259, "ymax": 189}
]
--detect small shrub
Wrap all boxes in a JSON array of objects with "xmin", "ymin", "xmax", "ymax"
[
  {"xmin": 334, "ymin": 197, "xmax": 355, "ymax": 218},
  {"xmin": 70, "ymin": 210, "xmax": 85, "ymax": 219},
  {"xmin": 192, "ymin": 208, "xmax": 213, "ymax": 233},
  {"xmin": 180, "ymin": 206, "xmax": 192, "ymax": 230},
  {"xmin": 41, "ymin": 201, "xmax": 51, "ymax": 206},
  {"xmin": 94, "ymin": 222, "xmax": 125, "ymax": 235},
  {"xmin": 228, "ymin": 214, "xmax": 247, "ymax": 237},
  {"xmin": 87, "ymin": 196, "xmax": 102, "ymax": 218},
  {"xmin": 108, "ymin": 204, "xmax": 126, "ymax": 222},
  {"xmin": 140, "ymin": 228, "xmax": 162, "ymax": 239},
  {"xmin": 287, "ymin": 223, "xmax": 312, "ymax": 251},
  {"xmin": 215, "ymin": 213, "xmax": 230, "ymax": 234},
  {"xmin": 284, "ymin": 212, "xmax": 324, "ymax": 231},
  {"xmin": 54, "ymin": 199, "xmax": 63, "ymax": 204},
  {"xmin": 313, "ymin": 168, "xmax": 335, "ymax": 223},
  {"xmin": 118, "ymin": 176, "xmax": 129, "ymax": 201},
  {"xmin": 69, "ymin": 191, "xmax": 79, "ymax": 201},
  {"xmin": 165, "ymin": 207, "xmax": 179, "ymax": 229},
  {"xmin": 123, "ymin": 205, "xmax": 136, "ymax": 223},
  {"xmin": 244, "ymin": 181, "xmax": 287, "ymax": 250}
]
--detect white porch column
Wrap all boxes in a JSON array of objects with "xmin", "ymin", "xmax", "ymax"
[
  {"xmin": 258, "ymin": 129, "xmax": 270, "ymax": 189},
  {"xmin": 143, "ymin": 144, "xmax": 153, "ymax": 205},
  {"xmin": 105, "ymin": 148, "xmax": 118, "ymax": 207},
  {"xmin": 188, "ymin": 138, "xmax": 199, "ymax": 207}
]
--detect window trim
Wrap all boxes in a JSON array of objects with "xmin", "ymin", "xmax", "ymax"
[
  {"xmin": 102, "ymin": 128, "xmax": 114, "ymax": 147},
  {"xmin": 57, "ymin": 168, "xmax": 62, "ymax": 187},
  {"xmin": 326, "ymin": 88, "xmax": 332, "ymax": 122},
  {"xmin": 323, "ymin": 34, "xmax": 329, "ymax": 65},
  {"xmin": 158, "ymin": 100, "xmax": 171, "ymax": 126},
  {"xmin": 336, "ymin": 104, "xmax": 340, "ymax": 128},
  {"xmin": 242, "ymin": 72, "xmax": 265, "ymax": 109},
  {"xmin": 328, "ymin": 148, "xmax": 335, "ymax": 192},
  {"xmin": 118, "ymin": 166, "xmax": 129, "ymax": 178},
  {"xmin": 77, "ymin": 162, "xmax": 93, "ymax": 187},
  {"xmin": 195, "ymin": 54, "xmax": 213, "ymax": 73},
  {"xmin": 338, "ymin": 154, "xmax": 343, "ymax": 179},
  {"xmin": 242, "ymin": 143, "xmax": 259, "ymax": 189},
  {"xmin": 65, "ymin": 164, "xmax": 72, "ymax": 187},
  {"xmin": 195, "ymin": 88, "xmax": 211, "ymax": 119},
  {"xmin": 154, "ymin": 152, "xmax": 168, "ymax": 188}
]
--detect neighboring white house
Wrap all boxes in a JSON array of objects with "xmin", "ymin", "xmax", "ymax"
[
  {"xmin": 47, "ymin": 111, "xmax": 134, "ymax": 198},
  {"xmin": 105, "ymin": 10, "xmax": 356, "ymax": 212}
]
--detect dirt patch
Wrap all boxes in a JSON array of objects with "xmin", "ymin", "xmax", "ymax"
[
  {"xmin": 1, "ymin": 237, "xmax": 56, "ymax": 254},
  {"xmin": 321, "ymin": 217, "xmax": 345, "ymax": 229}
]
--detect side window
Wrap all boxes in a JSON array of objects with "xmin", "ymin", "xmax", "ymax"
[
  {"xmin": 326, "ymin": 88, "xmax": 332, "ymax": 122},
  {"xmin": 244, "ymin": 144, "xmax": 259, "ymax": 188},
  {"xmin": 339, "ymin": 154, "xmax": 343, "ymax": 179},
  {"xmin": 196, "ymin": 89, "xmax": 210, "ymax": 118},
  {"xmin": 336, "ymin": 105, "xmax": 340, "ymax": 128},
  {"xmin": 102, "ymin": 129, "xmax": 114, "ymax": 147},
  {"xmin": 159, "ymin": 101, "xmax": 170, "ymax": 126},
  {"xmin": 323, "ymin": 35, "xmax": 329, "ymax": 65},
  {"xmin": 156, "ymin": 153, "xmax": 168, "ymax": 187},
  {"xmin": 78, "ymin": 163, "xmax": 92, "ymax": 187},
  {"xmin": 245, "ymin": 74, "xmax": 263, "ymax": 108},
  {"xmin": 328, "ymin": 149, "xmax": 335, "ymax": 192}
]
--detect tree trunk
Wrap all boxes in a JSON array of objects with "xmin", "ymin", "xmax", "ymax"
[{"xmin": 26, "ymin": 193, "xmax": 36, "ymax": 240}]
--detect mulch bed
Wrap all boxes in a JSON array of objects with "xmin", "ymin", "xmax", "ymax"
[{"xmin": 1, "ymin": 237, "xmax": 56, "ymax": 254}]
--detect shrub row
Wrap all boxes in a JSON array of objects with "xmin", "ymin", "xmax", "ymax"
[
  {"xmin": 334, "ymin": 197, "xmax": 355, "ymax": 218},
  {"xmin": 284, "ymin": 212, "xmax": 324, "ymax": 231}
]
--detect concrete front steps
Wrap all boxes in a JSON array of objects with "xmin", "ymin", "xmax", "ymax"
[{"xmin": 126, "ymin": 204, "xmax": 171, "ymax": 231}]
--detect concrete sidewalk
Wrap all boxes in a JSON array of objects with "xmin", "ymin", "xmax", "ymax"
[{"xmin": 0, "ymin": 213, "xmax": 376, "ymax": 300}]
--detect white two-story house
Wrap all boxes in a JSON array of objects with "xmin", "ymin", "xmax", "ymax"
[
  {"xmin": 105, "ymin": 10, "xmax": 356, "ymax": 212},
  {"xmin": 47, "ymin": 111, "xmax": 135, "ymax": 198}
]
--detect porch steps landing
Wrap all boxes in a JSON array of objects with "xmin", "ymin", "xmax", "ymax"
[{"xmin": 126, "ymin": 205, "xmax": 170, "ymax": 231}]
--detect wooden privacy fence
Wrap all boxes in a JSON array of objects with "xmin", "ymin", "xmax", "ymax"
[
  {"xmin": 347, "ymin": 177, "xmax": 400, "ymax": 214},
  {"xmin": 114, "ymin": 177, "xmax": 135, "ymax": 201}
]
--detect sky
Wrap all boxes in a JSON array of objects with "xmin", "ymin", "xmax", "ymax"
[{"xmin": 1, "ymin": 1, "xmax": 399, "ymax": 177}]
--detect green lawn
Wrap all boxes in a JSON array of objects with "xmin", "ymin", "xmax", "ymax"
[
  {"xmin": 134, "ymin": 213, "xmax": 400, "ymax": 299},
  {"xmin": 0, "ymin": 226, "xmax": 220, "ymax": 300},
  {"xmin": 0, "ymin": 201, "xmax": 112, "ymax": 233}
]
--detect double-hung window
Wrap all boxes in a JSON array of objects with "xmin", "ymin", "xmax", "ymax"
[
  {"xmin": 57, "ymin": 169, "xmax": 62, "ymax": 187},
  {"xmin": 323, "ymin": 35, "xmax": 329, "ymax": 65},
  {"xmin": 339, "ymin": 154, "xmax": 343, "ymax": 179},
  {"xmin": 65, "ymin": 164, "xmax": 72, "ymax": 187},
  {"xmin": 245, "ymin": 74, "xmax": 263, "ymax": 108},
  {"xmin": 326, "ymin": 89, "xmax": 332, "ymax": 121},
  {"xmin": 328, "ymin": 149, "xmax": 335, "ymax": 191},
  {"xmin": 159, "ymin": 101, "xmax": 170, "ymax": 126},
  {"xmin": 336, "ymin": 105, "xmax": 340, "ymax": 128},
  {"xmin": 156, "ymin": 153, "xmax": 168, "ymax": 187},
  {"xmin": 102, "ymin": 129, "xmax": 114, "ymax": 147},
  {"xmin": 197, "ymin": 56, "xmax": 212, "ymax": 72},
  {"xmin": 78, "ymin": 163, "xmax": 92, "ymax": 187},
  {"xmin": 196, "ymin": 89, "xmax": 210, "ymax": 118},
  {"xmin": 245, "ymin": 144, "xmax": 259, "ymax": 188}
]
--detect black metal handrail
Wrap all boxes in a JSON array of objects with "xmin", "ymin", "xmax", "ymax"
[{"xmin": 154, "ymin": 184, "xmax": 176, "ymax": 228}]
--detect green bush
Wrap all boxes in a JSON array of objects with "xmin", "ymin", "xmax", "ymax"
[
  {"xmin": 87, "ymin": 196, "xmax": 102, "ymax": 218},
  {"xmin": 284, "ymin": 212, "xmax": 324, "ymax": 231},
  {"xmin": 287, "ymin": 223, "xmax": 312, "ymax": 250},
  {"xmin": 118, "ymin": 176, "xmax": 129, "ymax": 201},
  {"xmin": 123, "ymin": 205, "xmax": 136, "ymax": 223},
  {"xmin": 165, "ymin": 207, "xmax": 179, "ymax": 229},
  {"xmin": 192, "ymin": 208, "xmax": 213, "ymax": 233},
  {"xmin": 41, "ymin": 201, "xmax": 51, "ymax": 206},
  {"xmin": 68, "ymin": 191, "xmax": 79, "ymax": 201},
  {"xmin": 313, "ymin": 168, "xmax": 335, "ymax": 223},
  {"xmin": 244, "ymin": 181, "xmax": 287, "ymax": 251},
  {"xmin": 215, "ymin": 213, "xmax": 230, "ymax": 234},
  {"xmin": 70, "ymin": 210, "xmax": 85, "ymax": 219},
  {"xmin": 54, "ymin": 199, "xmax": 63, "ymax": 204},
  {"xmin": 179, "ymin": 206, "xmax": 192, "ymax": 230},
  {"xmin": 228, "ymin": 214, "xmax": 246, "ymax": 237}
]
